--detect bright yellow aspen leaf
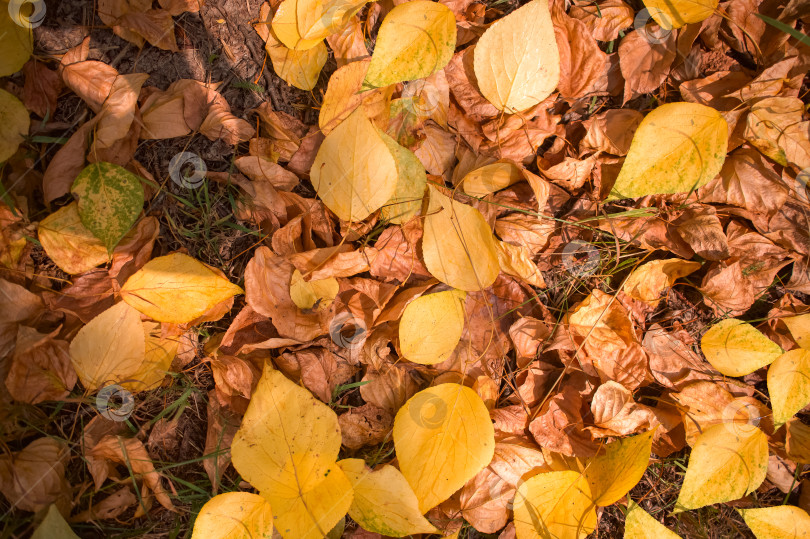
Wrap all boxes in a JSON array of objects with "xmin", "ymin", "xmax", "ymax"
[
  {"xmin": 462, "ymin": 161, "xmax": 524, "ymax": 198},
  {"xmin": 289, "ymin": 269, "xmax": 339, "ymax": 311},
  {"xmin": 782, "ymin": 313, "xmax": 810, "ymax": 349},
  {"xmin": 422, "ymin": 186, "xmax": 500, "ymax": 291},
  {"xmin": 624, "ymin": 499, "xmax": 681, "ymax": 539},
  {"xmin": 513, "ymin": 470, "xmax": 597, "ymax": 539},
  {"xmin": 623, "ymin": 259, "xmax": 701, "ymax": 306},
  {"xmin": 610, "ymin": 103, "xmax": 728, "ymax": 200},
  {"xmin": 378, "ymin": 131, "xmax": 427, "ymax": 225},
  {"xmin": 0, "ymin": 2, "xmax": 33, "ymax": 77},
  {"xmin": 122, "ymin": 322, "xmax": 179, "ymax": 392},
  {"xmin": 121, "ymin": 252, "xmax": 243, "ymax": 324},
  {"xmin": 318, "ymin": 59, "xmax": 374, "ymax": 135},
  {"xmin": 584, "ymin": 430, "xmax": 654, "ymax": 507},
  {"xmin": 69, "ymin": 301, "xmax": 146, "ymax": 392},
  {"xmin": 399, "ymin": 289, "xmax": 465, "ymax": 365},
  {"xmin": 675, "ymin": 424, "xmax": 768, "ymax": 512},
  {"xmin": 363, "ymin": 1, "xmax": 456, "ymax": 88},
  {"xmin": 700, "ymin": 318, "xmax": 783, "ymax": 377},
  {"xmin": 272, "ymin": 0, "xmax": 371, "ymax": 50},
  {"xmin": 231, "ymin": 367, "xmax": 351, "ymax": 539},
  {"xmin": 393, "ymin": 383, "xmax": 495, "ymax": 512},
  {"xmin": 642, "ymin": 0, "xmax": 718, "ymax": 29},
  {"xmin": 192, "ymin": 492, "xmax": 273, "ymax": 539},
  {"xmin": 738, "ymin": 505, "xmax": 810, "ymax": 539},
  {"xmin": 338, "ymin": 459, "xmax": 438, "ymax": 537},
  {"xmin": 265, "ymin": 30, "xmax": 327, "ymax": 91},
  {"xmin": 0, "ymin": 88, "xmax": 29, "ymax": 162},
  {"xmin": 767, "ymin": 349, "xmax": 810, "ymax": 427},
  {"xmin": 310, "ymin": 107, "xmax": 399, "ymax": 221},
  {"xmin": 38, "ymin": 202, "xmax": 110, "ymax": 275},
  {"xmin": 473, "ymin": 0, "xmax": 560, "ymax": 113}
]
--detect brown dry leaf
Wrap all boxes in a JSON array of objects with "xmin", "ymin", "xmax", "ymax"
[
  {"xmin": 700, "ymin": 260, "xmax": 757, "ymax": 317},
  {"xmin": 93, "ymin": 73, "xmax": 149, "ymax": 151},
  {"xmin": 139, "ymin": 88, "xmax": 191, "ymax": 139},
  {"xmin": 444, "ymin": 48, "xmax": 499, "ymax": 123},
  {"xmin": 745, "ymin": 97, "xmax": 810, "ymax": 169},
  {"xmin": 60, "ymin": 60, "xmax": 119, "ymax": 113},
  {"xmin": 494, "ymin": 214, "xmax": 554, "ymax": 255},
  {"xmin": 414, "ymin": 123, "xmax": 457, "ymax": 175},
  {"xmin": 277, "ymin": 346, "xmax": 358, "ymax": 403},
  {"xmin": 644, "ymin": 324, "xmax": 718, "ymax": 390},
  {"xmin": 23, "ymin": 60, "xmax": 62, "ymax": 118},
  {"xmin": 338, "ymin": 403, "xmax": 393, "ymax": 449},
  {"xmin": 369, "ymin": 220, "xmax": 433, "ymax": 283},
  {"xmin": 90, "ymin": 435, "xmax": 176, "ymax": 511},
  {"xmin": 618, "ymin": 26, "xmax": 677, "ymax": 103},
  {"xmin": 589, "ymin": 381, "xmax": 657, "ymax": 437},
  {"xmin": 42, "ymin": 118, "xmax": 98, "ymax": 203},
  {"xmin": 786, "ymin": 418, "xmax": 810, "ymax": 464},
  {"xmin": 495, "ymin": 241, "xmax": 545, "ymax": 288},
  {"xmin": 0, "ymin": 437, "xmax": 71, "ymax": 513},
  {"xmin": 5, "ymin": 326, "xmax": 76, "ymax": 404},
  {"xmin": 509, "ymin": 316, "xmax": 551, "ymax": 367},
  {"xmin": 674, "ymin": 206, "xmax": 730, "ymax": 261},
  {"xmin": 235, "ymin": 156, "xmax": 299, "ymax": 191},
  {"xmin": 528, "ymin": 380, "xmax": 599, "ymax": 457},
  {"xmin": 580, "ymin": 109, "xmax": 644, "ymax": 156},
  {"xmin": 568, "ymin": 289, "xmax": 638, "ymax": 356},
  {"xmin": 624, "ymin": 258, "xmax": 701, "ymax": 306},
  {"xmin": 360, "ymin": 362, "xmax": 422, "ymax": 414},
  {"xmin": 552, "ymin": 7, "xmax": 609, "ymax": 99},
  {"xmin": 569, "ymin": 0, "xmax": 634, "ymax": 42},
  {"xmin": 326, "ymin": 15, "xmax": 369, "ymax": 66},
  {"xmin": 117, "ymin": 9, "xmax": 179, "ymax": 51},
  {"xmin": 70, "ymin": 486, "xmax": 136, "ymax": 523},
  {"xmin": 203, "ymin": 392, "xmax": 241, "ymax": 493}
]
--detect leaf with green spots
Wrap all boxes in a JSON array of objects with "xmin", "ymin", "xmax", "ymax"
[
  {"xmin": 363, "ymin": 0, "xmax": 456, "ymax": 89},
  {"xmin": 378, "ymin": 130, "xmax": 427, "ymax": 224},
  {"xmin": 609, "ymin": 102, "xmax": 728, "ymax": 200},
  {"xmin": 71, "ymin": 162, "xmax": 145, "ymax": 253}
]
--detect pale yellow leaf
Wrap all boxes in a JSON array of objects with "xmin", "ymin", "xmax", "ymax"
[
  {"xmin": 462, "ymin": 161, "xmax": 524, "ymax": 198},
  {"xmin": 272, "ymin": 0, "xmax": 371, "ymax": 50},
  {"xmin": 624, "ymin": 499, "xmax": 681, "ymax": 539},
  {"xmin": 767, "ymin": 349, "xmax": 810, "ymax": 427},
  {"xmin": 363, "ymin": 1, "xmax": 456, "ymax": 88},
  {"xmin": 513, "ymin": 470, "xmax": 597, "ymax": 539},
  {"xmin": 738, "ymin": 505, "xmax": 810, "ymax": 539},
  {"xmin": 473, "ymin": 0, "xmax": 560, "ymax": 112},
  {"xmin": 0, "ymin": 2, "xmax": 32, "ymax": 77},
  {"xmin": 38, "ymin": 202, "xmax": 109, "ymax": 275},
  {"xmin": 378, "ymin": 131, "xmax": 427, "ymax": 225},
  {"xmin": 610, "ymin": 103, "xmax": 728, "ymax": 200},
  {"xmin": 32, "ymin": 505, "xmax": 80, "ymax": 539},
  {"xmin": 675, "ymin": 424, "xmax": 768, "ymax": 512},
  {"xmin": 782, "ymin": 314, "xmax": 810, "ymax": 349},
  {"xmin": 399, "ymin": 289, "xmax": 465, "ymax": 365},
  {"xmin": 265, "ymin": 31, "xmax": 327, "ymax": 91},
  {"xmin": 623, "ymin": 259, "xmax": 701, "ymax": 306},
  {"xmin": 122, "ymin": 322, "xmax": 179, "ymax": 392},
  {"xmin": 700, "ymin": 318, "xmax": 783, "ymax": 377},
  {"xmin": 422, "ymin": 186, "xmax": 500, "ymax": 291},
  {"xmin": 231, "ymin": 366, "xmax": 352, "ymax": 539},
  {"xmin": 584, "ymin": 430, "xmax": 654, "ymax": 506},
  {"xmin": 338, "ymin": 459, "xmax": 438, "ymax": 537},
  {"xmin": 310, "ymin": 107, "xmax": 399, "ymax": 221},
  {"xmin": 289, "ymin": 269, "xmax": 339, "ymax": 311},
  {"xmin": 69, "ymin": 302, "xmax": 146, "ymax": 392},
  {"xmin": 121, "ymin": 252, "xmax": 243, "ymax": 324},
  {"xmin": 192, "ymin": 492, "xmax": 273, "ymax": 539},
  {"xmin": 642, "ymin": 0, "xmax": 718, "ymax": 29},
  {"xmin": 0, "ymin": 88, "xmax": 29, "ymax": 162},
  {"xmin": 318, "ymin": 59, "xmax": 375, "ymax": 135},
  {"xmin": 393, "ymin": 383, "xmax": 495, "ymax": 512}
]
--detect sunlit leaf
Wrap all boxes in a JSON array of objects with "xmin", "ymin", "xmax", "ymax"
[
  {"xmin": 782, "ymin": 313, "xmax": 810, "ymax": 349},
  {"xmin": 399, "ymin": 289, "xmax": 465, "ymax": 365},
  {"xmin": 641, "ymin": 0, "xmax": 718, "ymax": 29},
  {"xmin": 393, "ymin": 383, "xmax": 495, "ymax": 512},
  {"xmin": 192, "ymin": 492, "xmax": 273, "ymax": 539},
  {"xmin": 462, "ymin": 161, "xmax": 523, "ymax": 198},
  {"xmin": 38, "ymin": 202, "xmax": 110, "ymax": 275},
  {"xmin": 338, "ymin": 459, "xmax": 437, "ymax": 537},
  {"xmin": 121, "ymin": 252, "xmax": 243, "ymax": 324},
  {"xmin": 609, "ymin": 103, "xmax": 728, "ymax": 200},
  {"xmin": 767, "ymin": 349, "xmax": 810, "ymax": 427},
  {"xmin": 624, "ymin": 500, "xmax": 681, "ymax": 539},
  {"xmin": 700, "ymin": 318, "xmax": 783, "ymax": 377},
  {"xmin": 363, "ymin": 0, "xmax": 456, "ymax": 88},
  {"xmin": 0, "ymin": 88, "xmax": 29, "ymax": 162},
  {"xmin": 265, "ymin": 30, "xmax": 327, "ymax": 91},
  {"xmin": 473, "ymin": 0, "xmax": 559, "ymax": 112},
  {"xmin": 675, "ymin": 424, "xmax": 768, "ymax": 512},
  {"xmin": 623, "ymin": 259, "xmax": 701, "ymax": 306},
  {"xmin": 379, "ymin": 131, "xmax": 427, "ymax": 224},
  {"xmin": 513, "ymin": 470, "xmax": 596, "ymax": 539},
  {"xmin": 272, "ymin": 0, "xmax": 371, "ymax": 50},
  {"xmin": 738, "ymin": 505, "xmax": 810, "ymax": 539},
  {"xmin": 289, "ymin": 269, "xmax": 339, "ymax": 311},
  {"xmin": 584, "ymin": 430, "xmax": 654, "ymax": 506}
]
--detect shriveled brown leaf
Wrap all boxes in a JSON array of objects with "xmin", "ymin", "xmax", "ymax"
[
  {"xmin": 0, "ymin": 437, "xmax": 71, "ymax": 513},
  {"xmin": 338, "ymin": 403, "xmax": 393, "ymax": 450},
  {"xmin": 5, "ymin": 326, "xmax": 76, "ymax": 404}
]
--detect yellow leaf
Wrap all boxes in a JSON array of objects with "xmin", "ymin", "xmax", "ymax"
[
  {"xmin": 462, "ymin": 161, "xmax": 524, "ymax": 198},
  {"xmin": 192, "ymin": 492, "xmax": 273, "ymax": 539},
  {"xmin": 38, "ymin": 202, "xmax": 109, "ymax": 275},
  {"xmin": 782, "ymin": 313, "xmax": 810, "ymax": 349},
  {"xmin": 265, "ymin": 30, "xmax": 327, "ymax": 91},
  {"xmin": 422, "ymin": 186, "xmax": 500, "ymax": 291},
  {"xmin": 338, "ymin": 459, "xmax": 438, "ymax": 536},
  {"xmin": 318, "ymin": 59, "xmax": 374, "ymax": 135},
  {"xmin": 0, "ymin": 2, "xmax": 32, "ymax": 77},
  {"xmin": 310, "ymin": 107, "xmax": 399, "ymax": 221},
  {"xmin": 584, "ymin": 430, "xmax": 653, "ymax": 506},
  {"xmin": 231, "ymin": 367, "xmax": 352, "ymax": 539},
  {"xmin": 289, "ymin": 269, "xmax": 339, "ymax": 311},
  {"xmin": 767, "ymin": 349, "xmax": 810, "ymax": 427},
  {"xmin": 700, "ymin": 318, "xmax": 783, "ymax": 377},
  {"xmin": 0, "ymin": 88, "xmax": 29, "ymax": 162},
  {"xmin": 69, "ymin": 301, "xmax": 146, "ymax": 392},
  {"xmin": 738, "ymin": 505, "xmax": 810, "ymax": 539},
  {"xmin": 272, "ymin": 0, "xmax": 371, "ymax": 50},
  {"xmin": 121, "ymin": 252, "xmax": 243, "ymax": 324},
  {"xmin": 675, "ymin": 424, "xmax": 768, "ymax": 512},
  {"xmin": 378, "ymin": 130, "xmax": 427, "ymax": 225},
  {"xmin": 610, "ymin": 103, "xmax": 728, "ymax": 200},
  {"xmin": 122, "ymin": 322, "xmax": 179, "ymax": 392},
  {"xmin": 393, "ymin": 383, "xmax": 495, "ymax": 512},
  {"xmin": 363, "ymin": 0, "xmax": 456, "ymax": 88},
  {"xmin": 624, "ymin": 499, "xmax": 681, "ymax": 539},
  {"xmin": 623, "ymin": 259, "xmax": 701, "ymax": 306},
  {"xmin": 473, "ymin": 0, "xmax": 559, "ymax": 112},
  {"xmin": 641, "ymin": 0, "xmax": 718, "ymax": 29},
  {"xmin": 399, "ymin": 289, "xmax": 465, "ymax": 365},
  {"xmin": 513, "ymin": 470, "xmax": 597, "ymax": 539},
  {"xmin": 31, "ymin": 504, "xmax": 80, "ymax": 539}
]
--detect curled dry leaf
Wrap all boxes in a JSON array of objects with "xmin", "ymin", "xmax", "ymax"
[{"xmin": 6, "ymin": 326, "xmax": 76, "ymax": 404}]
